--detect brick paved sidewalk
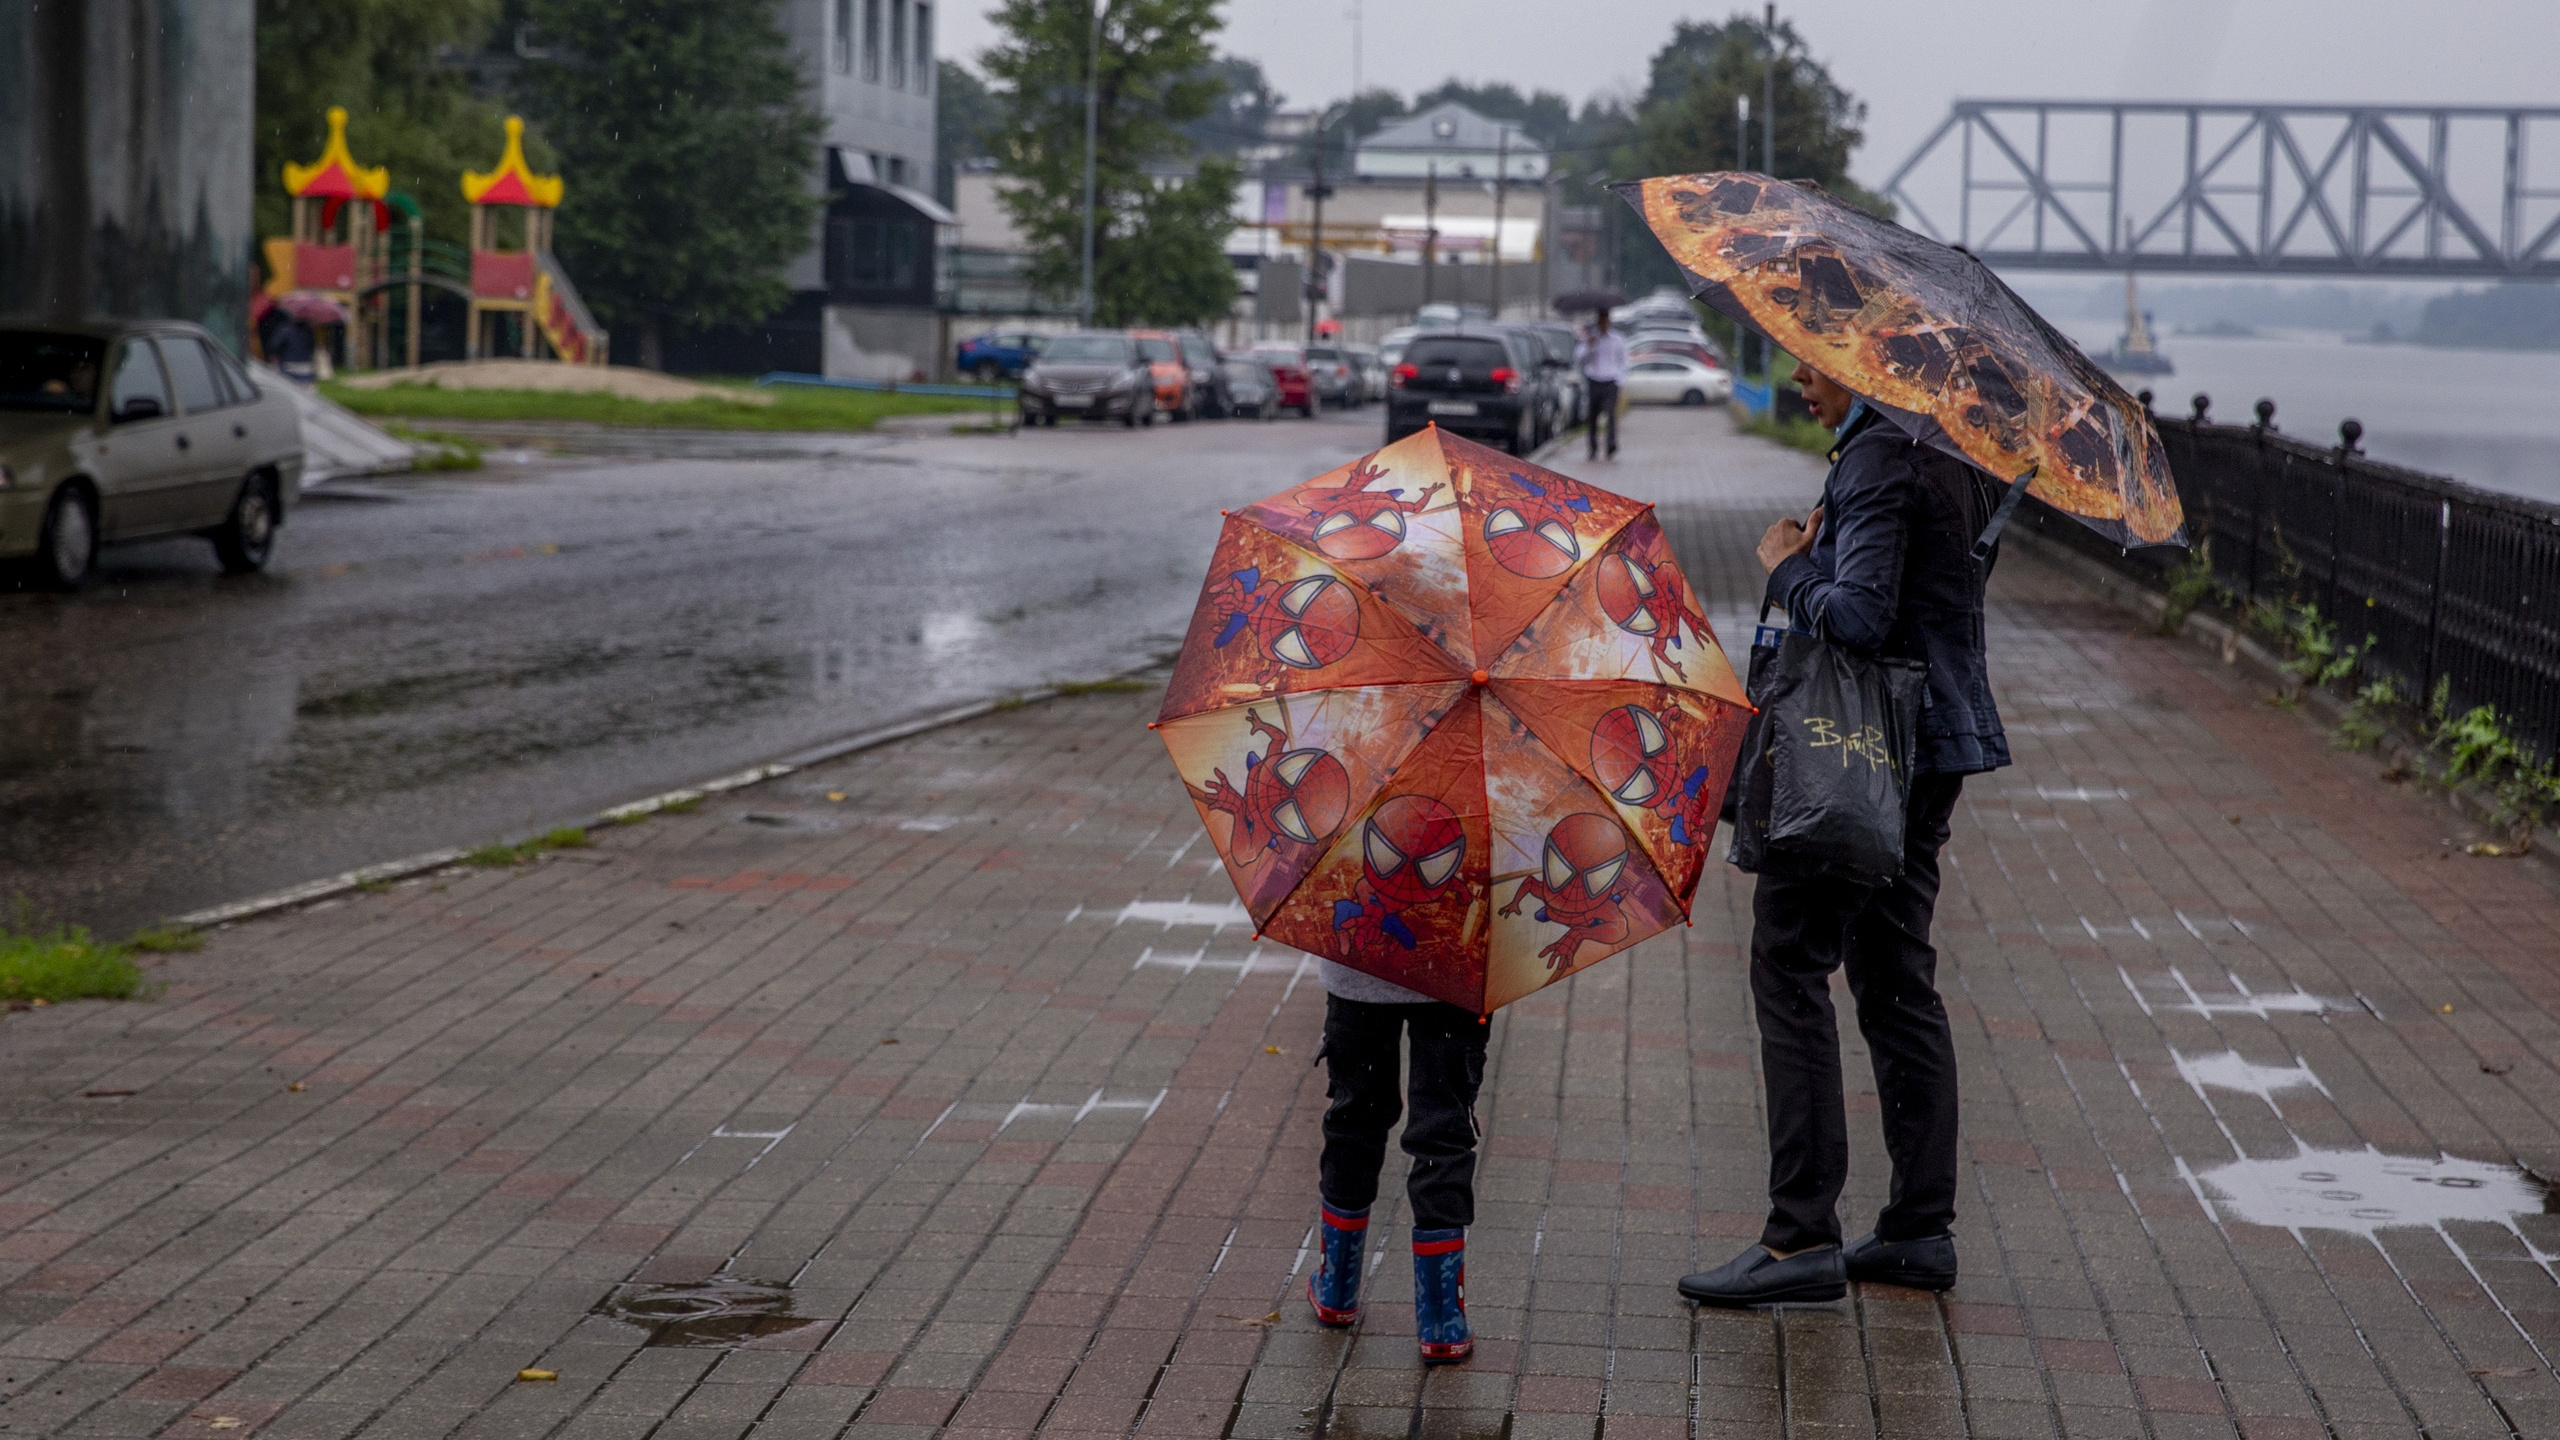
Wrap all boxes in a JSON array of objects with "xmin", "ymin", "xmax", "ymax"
[{"xmin": 7, "ymin": 406, "xmax": 2560, "ymax": 1440}]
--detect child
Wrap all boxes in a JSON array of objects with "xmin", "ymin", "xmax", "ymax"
[{"xmin": 1306, "ymin": 959, "xmax": 1486, "ymax": 1364}]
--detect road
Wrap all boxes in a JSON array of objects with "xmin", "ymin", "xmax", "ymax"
[{"xmin": 0, "ymin": 407, "xmax": 1393, "ymax": 936}]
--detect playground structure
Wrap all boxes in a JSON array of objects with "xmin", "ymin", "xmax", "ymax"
[
  {"xmin": 265, "ymin": 107, "xmax": 389, "ymax": 366},
  {"xmin": 462, "ymin": 118, "xmax": 607, "ymax": 365},
  {"xmin": 261, "ymin": 109, "xmax": 606, "ymax": 372}
]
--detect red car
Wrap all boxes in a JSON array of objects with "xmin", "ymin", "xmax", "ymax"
[{"xmin": 1248, "ymin": 343, "xmax": 1316, "ymax": 417}]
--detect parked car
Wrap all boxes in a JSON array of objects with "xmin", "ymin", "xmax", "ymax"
[
  {"xmin": 1627, "ymin": 334, "xmax": 1728, "ymax": 371},
  {"xmin": 1302, "ymin": 344, "xmax": 1361, "ymax": 409},
  {"xmin": 1348, "ymin": 347, "xmax": 1385, "ymax": 405},
  {"xmin": 1218, "ymin": 358, "xmax": 1281, "ymax": 420},
  {"xmin": 956, "ymin": 330, "xmax": 1047, "ymax": 383},
  {"xmin": 1523, "ymin": 323, "xmax": 1589, "ymax": 431},
  {"xmin": 1017, "ymin": 332, "xmax": 1159, "ymax": 426},
  {"xmin": 1, "ymin": 319, "xmax": 304, "ymax": 588},
  {"xmin": 1385, "ymin": 327, "xmax": 1538, "ymax": 454},
  {"xmin": 1130, "ymin": 330, "xmax": 1196, "ymax": 420},
  {"xmin": 1174, "ymin": 329, "xmax": 1228, "ymax": 419},
  {"xmin": 1491, "ymin": 325, "xmax": 1566, "ymax": 449},
  {"xmin": 1247, "ymin": 343, "xmax": 1316, "ymax": 417},
  {"xmin": 1376, "ymin": 326, "xmax": 1418, "ymax": 372},
  {"xmin": 1621, "ymin": 354, "xmax": 1734, "ymax": 407}
]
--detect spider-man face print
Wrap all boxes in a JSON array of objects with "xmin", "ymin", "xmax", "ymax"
[
  {"xmin": 1200, "ymin": 708, "xmax": 1352, "ymax": 867},
  {"xmin": 1482, "ymin": 471, "xmax": 1595, "ymax": 578},
  {"xmin": 1361, "ymin": 795, "xmax": 1467, "ymax": 904},
  {"xmin": 1591, "ymin": 703, "xmax": 1714, "ymax": 846},
  {"xmin": 1298, "ymin": 457, "xmax": 1444, "ymax": 562},
  {"xmin": 1497, "ymin": 812, "xmax": 1636, "ymax": 970},
  {"xmin": 1213, "ymin": 566, "xmax": 1362, "ymax": 672}
]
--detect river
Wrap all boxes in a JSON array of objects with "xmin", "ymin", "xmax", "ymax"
[{"xmin": 2047, "ymin": 323, "xmax": 2560, "ymax": 506}]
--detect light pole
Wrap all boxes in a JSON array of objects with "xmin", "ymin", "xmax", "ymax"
[
  {"xmin": 1079, "ymin": 0, "xmax": 1103, "ymax": 326},
  {"xmin": 1305, "ymin": 113, "xmax": 1333, "ymax": 343},
  {"xmin": 1489, "ymin": 126, "xmax": 1510, "ymax": 318},
  {"xmin": 1761, "ymin": 3, "xmax": 1776, "ymax": 177}
]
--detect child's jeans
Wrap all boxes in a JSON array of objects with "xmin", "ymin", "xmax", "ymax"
[{"xmin": 1317, "ymin": 994, "xmax": 1488, "ymax": 1230}]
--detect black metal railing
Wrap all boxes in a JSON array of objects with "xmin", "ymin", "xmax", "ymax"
[{"xmin": 2016, "ymin": 396, "xmax": 2560, "ymax": 764}]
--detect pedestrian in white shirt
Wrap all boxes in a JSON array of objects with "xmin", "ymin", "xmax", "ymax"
[{"xmin": 1574, "ymin": 310, "xmax": 1630, "ymax": 459}]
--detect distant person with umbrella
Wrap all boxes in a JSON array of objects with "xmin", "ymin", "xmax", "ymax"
[{"xmin": 1573, "ymin": 308, "xmax": 1629, "ymax": 460}]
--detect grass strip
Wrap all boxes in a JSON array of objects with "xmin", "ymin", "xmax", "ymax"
[
  {"xmin": 1, "ymin": 927, "xmax": 148, "ymax": 1005},
  {"xmin": 1738, "ymin": 410, "xmax": 1839, "ymax": 456},
  {"xmin": 324, "ymin": 380, "xmax": 987, "ymax": 433},
  {"xmin": 462, "ymin": 826, "xmax": 593, "ymax": 868}
]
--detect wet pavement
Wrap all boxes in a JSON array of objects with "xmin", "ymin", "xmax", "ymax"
[
  {"xmin": 0, "ymin": 408, "xmax": 1389, "ymax": 935},
  {"xmin": 5, "ymin": 404, "xmax": 2559, "ymax": 1439}
]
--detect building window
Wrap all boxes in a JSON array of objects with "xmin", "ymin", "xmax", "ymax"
[
  {"xmin": 888, "ymin": 1, "xmax": 907, "ymax": 90},
  {"xmin": 832, "ymin": 0, "xmax": 852, "ymax": 72},
  {"xmin": 913, "ymin": 4, "xmax": 931, "ymax": 93},
  {"xmin": 862, "ymin": 0, "xmax": 881, "ymax": 82},
  {"xmin": 886, "ymin": 156, "xmax": 908, "ymax": 187}
]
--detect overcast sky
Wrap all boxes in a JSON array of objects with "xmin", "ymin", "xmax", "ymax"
[{"xmin": 939, "ymin": 0, "xmax": 2560, "ymax": 187}]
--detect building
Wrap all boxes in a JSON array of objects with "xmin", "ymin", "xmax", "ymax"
[
  {"xmin": 1353, "ymin": 102, "xmax": 1549, "ymax": 183},
  {"xmin": 0, "ymin": 2, "xmax": 255, "ymax": 350},
  {"xmin": 668, "ymin": 0, "xmax": 951, "ymax": 379}
]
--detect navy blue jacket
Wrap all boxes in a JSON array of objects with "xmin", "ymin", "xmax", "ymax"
[{"xmin": 1765, "ymin": 407, "xmax": 2011, "ymax": 777}]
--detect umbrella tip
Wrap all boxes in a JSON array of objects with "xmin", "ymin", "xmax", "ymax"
[{"xmin": 1470, "ymin": 670, "xmax": 1490, "ymax": 686}]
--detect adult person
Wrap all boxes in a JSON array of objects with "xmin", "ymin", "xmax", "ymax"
[
  {"xmin": 1573, "ymin": 309, "xmax": 1628, "ymax": 460},
  {"xmin": 1678, "ymin": 362, "xmax": 2009, "ymax": 1306}
]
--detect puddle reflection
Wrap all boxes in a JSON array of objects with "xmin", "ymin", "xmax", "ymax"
[{"xmin": 592, "ymin": 1278, "xmax": 820, "ymax": 1347}]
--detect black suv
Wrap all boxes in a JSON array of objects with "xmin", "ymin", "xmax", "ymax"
[{"xmin": 1385, "ymin": 328, "xmax": 1540, "ymax": 453}]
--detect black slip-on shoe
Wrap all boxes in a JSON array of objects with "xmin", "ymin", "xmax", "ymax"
[
  {"xmin": 1843, "ymin": 1231, "xmax": 1958, "ymax": 1291},
  {"xmin": 1676, "ymin": 1244, "xmax": 1847, "ymax": 1307}
]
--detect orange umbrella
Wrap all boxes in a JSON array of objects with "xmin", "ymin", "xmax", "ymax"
[
  {"xmin": 1154, "ymin": 428, "xmax": 1751, "ymax": 1013},
  {"xmin": 1617, "ymin": 171, "xmax": 2187, "ymax": 548}
]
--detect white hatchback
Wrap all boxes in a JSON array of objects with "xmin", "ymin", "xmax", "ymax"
[{"xmin": 1620, "ymin": 355, "xmax": 1733, "ymax": 407}]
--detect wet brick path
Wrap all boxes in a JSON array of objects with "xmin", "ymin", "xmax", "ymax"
[{"xmin": 5, "ymin": 409, "xmax": 2559, "ymax": 1439}]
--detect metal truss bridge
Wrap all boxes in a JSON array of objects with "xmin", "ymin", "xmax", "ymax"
[{"xmin": 1879, "ymin": 101, "xmax": 2560, "ymax": 278}]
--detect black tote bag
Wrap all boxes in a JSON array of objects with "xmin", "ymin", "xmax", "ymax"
[{"xmin": 1726, "ymin": 622, "xmax": 1927, "ymax": 884}]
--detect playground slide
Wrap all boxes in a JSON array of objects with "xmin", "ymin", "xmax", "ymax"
[
  {"xmin": 251, "ymin": 362, "xmax": 418, "ymax": 485},
  {"xmin": 532, "ymin": 254, "xmax": 607, "ymax": 366}
]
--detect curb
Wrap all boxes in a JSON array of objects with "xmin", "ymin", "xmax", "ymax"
[
  {"xmin": 172, "ymin": 666, "xmax": 1166, "ymax": 932},
  {"xmin": 2006, "ymin": 527, "xmax": 2560, "ymax": 881}
]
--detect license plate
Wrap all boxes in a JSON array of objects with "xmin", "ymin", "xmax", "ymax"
[
  {"xmin": 1427, "ymin": 401, "xmax": 1477, "ymax": 417},
  {"xmin": 1053, "ymin": 394, "xmax": 1090, "ymax": 407}
]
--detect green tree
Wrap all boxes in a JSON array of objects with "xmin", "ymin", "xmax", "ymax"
[
  {"xmin": 1183, "ymin": 55, "xmax": 1283, "ymax": 158},
  {"xmin": 983, "ymin": 0, "xmax": 1239, "ymax": 327},
  {"xmin": 1410, "ymin": 80, "xmax": 1575, "ymax": 148},
  {"xmin": 520, "ymin": 0, "xmax": 822, "ymax": 367},
  {"xmin": 936, "ymin": 59, "xmax": 1002, "ymax": 204},
  {"xmin": 254, "ymin": 0, "xmax": 514, "ymax": 251}
]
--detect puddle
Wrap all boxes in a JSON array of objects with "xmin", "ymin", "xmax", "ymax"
[
  {"xmin": 2176, "ymin": 1050, "xmax": 2328, "ymax": 1100},
  {"xmin": 593, "ymin": 1278, "xmax": 820, "ymax": 1347},
  {"xmin": 1115, "ymin": 898, "xmax": 1252, "ymax": 930},
  {"xmin": 2195, "ymin": 1147, "xmax": 2557, "ymax": 1236}
]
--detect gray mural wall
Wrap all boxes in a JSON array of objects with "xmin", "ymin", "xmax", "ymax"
[{"xmin": 0, "ymin": 0, "xmax": 256, "ymax": 351}]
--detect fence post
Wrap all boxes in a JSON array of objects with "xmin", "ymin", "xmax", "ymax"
[
  {"xmin": 2326, "ymin": 419, "xmax": 2359, "ymax": 622},
  {"xmin": 2248, "ymin": 399, "xmax": 2277, "ymax": 603},
  {"xmin": 2421, "ymin": 496, "xmax": 2450, "ymax": 706}
]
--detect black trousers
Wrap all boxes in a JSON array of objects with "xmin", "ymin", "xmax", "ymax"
[
  {"xmin": 1751, "ymin": 773, "xmax": 1966, "ymax": 1253},
  {"xmin": 1586, "ymin": 380, "xmax": 1620, "ymax": 455},
  {"xmin": 1318, "ymin": 994, "xmax": 1488, "ymax": 1231}
]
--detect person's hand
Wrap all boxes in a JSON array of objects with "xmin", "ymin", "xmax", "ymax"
[{"xmin": 1757, "ymin": 506, "xmax": 1822, "ymax": 573}]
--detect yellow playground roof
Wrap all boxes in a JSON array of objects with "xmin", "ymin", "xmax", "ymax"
[
  {"xmin": 463, "ymin": 118, "xmax": 564, "ymax": 209},
  {"xmin": 282, "ymin": 108, "xmax": 390, "ymax": 201}
]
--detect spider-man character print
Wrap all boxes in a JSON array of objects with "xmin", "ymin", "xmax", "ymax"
[
  {"xmin": 1482, "ymin": 470, "xmax": 1598, "ymax": 578},
  {"xmin": 1197, "ymin": 709, "xmax": 1352, "ymax": 867},
  {"xmin": 1332, "ymin": 794, "xmax": 1467, "ymax": 951},
  {"xmin": 1212, "ymin": 565, "xmax": 1361, "ymax": 672},
  {"xmin": 1294, "ymin": 457, "xmax": 1444, "ymax": 561},
  {"xmin": 1594, "ymin": 528, "xmax": 1713, "ymax": 679},
  {"xmin": 1591, "ymin": 701, "xmax": 1713, "ymax": 845},
  {"xmin": 1499, "ymin": 813, "xmax": 1636, "ymax": 970}
]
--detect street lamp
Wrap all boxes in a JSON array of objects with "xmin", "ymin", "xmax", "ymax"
[{"xmin": 1079, "ymin": 0, "xmax": 1103, "ymax": 326}]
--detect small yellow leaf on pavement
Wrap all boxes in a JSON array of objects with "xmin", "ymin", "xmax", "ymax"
[
  {"xmin": 517, "ymin": 1369, "xmax": 558, "ymax": 1382},
  {"xmin": 826, "ymin": 791, "xmax": 846, "ymax": 802},
  {"xmin": 1241, "ymin": 1310, "xmax": 1281, "ymax": 1326},
  {"xmin": 1265, "ymin": 1046, "xmax": 1284, "ymax": 1055},
  {"xmin": 207, "ymin": 1419, "xmax": 242, "ymax": 1432},
  {"xmin": 288, "ymin": 1082, "xmax": 306, "ymax": 1092}
]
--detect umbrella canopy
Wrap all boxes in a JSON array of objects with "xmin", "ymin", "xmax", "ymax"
[
  {"xmin": 1155, "ymin": 428, "xmax": 1751, "ymax": 1013},
  {"xmin": 273, "ymin": 291, "xmax": 350, "ymax": 326},
  {"xmin": 1551, "ymin": 289, "xmax": 1628, "ymax": 314},
  {"xmin": 1615, "ymin": 172, "xmax": 2186, "ymax": 548}
]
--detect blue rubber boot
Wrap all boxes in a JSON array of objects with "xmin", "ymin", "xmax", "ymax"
[
  {"xmin": 1411, "ymin": 1227, "xmax": 1473, "ymax": 1364},
  {"xmin": 1308, "ymin": 1203, "xmax": 1368, "ymax": 1326}
]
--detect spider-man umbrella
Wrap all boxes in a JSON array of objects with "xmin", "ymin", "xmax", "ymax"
[
  {"xmin": 1153, "ymin": 427, "xmax": 1751, "ymax": 1013},
  {"xmin": 1614, "ymin": 172, "xmax": 2186, "ymax": 548}
]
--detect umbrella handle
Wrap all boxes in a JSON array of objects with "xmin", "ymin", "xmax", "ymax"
[{"xmin": 1970, "ymin": 466, "xmax": 2038, "ymax": 561}]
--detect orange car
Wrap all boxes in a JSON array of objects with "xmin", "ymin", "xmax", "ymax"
[{"xmin": 1130, "ymin": 330, "xmax": 1195, "ymax": 420}]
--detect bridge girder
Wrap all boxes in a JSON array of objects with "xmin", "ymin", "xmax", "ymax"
[{"xmin": 1879, "ymin": 101, "xmax": 2560, "ymax": 279}]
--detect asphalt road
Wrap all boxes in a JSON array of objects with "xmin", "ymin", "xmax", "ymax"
[{"xmin": 0, "ymin": 406, "xmax": 1396, "ymax": 936}]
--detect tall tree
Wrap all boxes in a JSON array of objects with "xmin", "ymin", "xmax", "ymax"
[
  {"xmin": 254, "ymin": 0, "xmax": 513, "ymax": 247},
  {"xmin": 936, "ymin": 59, "xmax": 1001, "ymax": 204},
  {"xmin": 520, "ymin": 0, "xmax": 822, "ymax": 367},
  {"xmin": 983, "ymin": 0, "xmax": 1239, "ymax": 327},
  {"xmin": 1184, "ymin": 55, "xmax": 1283, "ymax": 158}
]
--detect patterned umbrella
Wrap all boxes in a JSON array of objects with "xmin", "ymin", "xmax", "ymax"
[
  {"xmin": 1154, "ymin": 428, "xmax": 1751, "ymax": 1013},
  {"xmin": 1616, "ymin": 172, "xmax": 2187, "ymax": 548}
]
